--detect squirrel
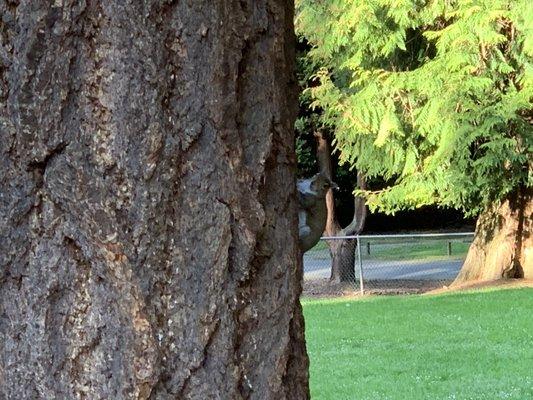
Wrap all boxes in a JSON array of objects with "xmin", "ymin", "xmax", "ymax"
[{"xmin": 297, "ymin": 172, "xmax": 338, "ymax": 252}]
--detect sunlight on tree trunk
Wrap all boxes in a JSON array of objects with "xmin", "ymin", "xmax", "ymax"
[{"xmin": 454, "ymin": 189, "xmax": 532, "ymax": 285}]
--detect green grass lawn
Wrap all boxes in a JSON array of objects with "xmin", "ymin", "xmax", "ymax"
[
  {"xmin": 303, "ymin": 288, "xmax": 533, "ymax": 400},
  {"xmin": 308, "ymin": 240, "xmax": 471, "ymax": 261},
  {"xmin": 365, "ymin": 241, "xmax": 470, "ymax": 261}
]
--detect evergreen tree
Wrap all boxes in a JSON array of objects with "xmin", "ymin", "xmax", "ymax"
[{"xmin": 296, "ymin": 0, "xmax": 532, "ymax": 282}]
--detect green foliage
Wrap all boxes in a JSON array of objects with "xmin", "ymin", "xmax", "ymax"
[
  {"xmin": 296, "ymin": 0, "xmax": 533, "ymax": 215},
  {"xmin": 295, "ymin": 117, "xmax": 318, "ymax": 177},
  {"xmin": 295, "ymin": 40, "xmax": 321, "ymax": 177}
]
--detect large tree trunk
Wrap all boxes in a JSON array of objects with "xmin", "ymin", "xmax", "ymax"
[
  {"xmin": 0, "ymin": 2, "xmax": 309, "ymax": 399},
  {"xmin": 314, "ymin": 131, "xmax": 366, "ymax": 283},
  {"xmin": 453, "ymin": 188, "xmax": 532, "ymax": 285}
]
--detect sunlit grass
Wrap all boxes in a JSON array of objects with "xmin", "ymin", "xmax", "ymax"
[
  {"xmin": 308, "ymin": 240, "xmax": 470, "ymax": 261},
  {"xmin": 303, "ymin": 288, "xmax": 533, "ymax": 400}
]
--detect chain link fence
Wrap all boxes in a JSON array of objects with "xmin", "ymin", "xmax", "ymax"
[{"xmin": 303, "ymin": 233, "xmax": 474, "ymax": 297}]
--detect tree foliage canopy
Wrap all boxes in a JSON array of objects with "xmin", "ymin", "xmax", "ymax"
[{"xmin": 296, "ymin": 0, "xmax": 532, "ymax": 215}]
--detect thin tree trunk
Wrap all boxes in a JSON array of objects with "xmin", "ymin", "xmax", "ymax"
[
  {"xmin": 314, "ymin": 131, "xmax": 366, "ymax": 283},
  {"xmin": 453, "ymin": 188, "xmax": 532, "ymax": 285},
  {"xmin": 0, "ymin": 2, "xmax": 309, "ymax": 399}
]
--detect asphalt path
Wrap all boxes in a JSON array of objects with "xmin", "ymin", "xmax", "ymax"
[{"xmin": 304, "ymin": 255, "xmax": 463, "ymax": 281}]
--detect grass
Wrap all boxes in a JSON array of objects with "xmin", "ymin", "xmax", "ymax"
[
  {"xmin": 365, "ymin": 241, "xmax": 470, "ymax": 261},
  {"xmin": 308, "ymin": 240, "xmax": 470, "ymax": 261},
  {"xmin": 303, "ymin": 288, "xmax": 533, "ymax": 400}
]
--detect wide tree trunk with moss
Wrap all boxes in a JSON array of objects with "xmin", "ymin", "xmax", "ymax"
[
  {"xmin": 0, "ymin": 1, "xmax": 309, "ymax": 399},
  {"xmin": 453, "ymin": 188, "xmax": 532, "ymax": 285}
]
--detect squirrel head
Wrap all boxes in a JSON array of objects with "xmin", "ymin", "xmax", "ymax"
[{"xmin": 310, "ymin": 172, "xmax": 339, "ymax": 197}]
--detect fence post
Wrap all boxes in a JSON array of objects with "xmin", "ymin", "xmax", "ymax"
[
  {"xmin": 447, "ymin": 241, "xmax": 452, "ymax": 256},
  {"xmin": 356, "ymin": 236, "xmax": 364, "ymax": 295}
]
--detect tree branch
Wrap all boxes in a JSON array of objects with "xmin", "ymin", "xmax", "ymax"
[{"xmin": 339, "ymin": 172, "xmax": 367, "ymax": 236}]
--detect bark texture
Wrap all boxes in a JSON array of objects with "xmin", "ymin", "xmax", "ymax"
[
  {"xmin": 314, "ymin": 131, "xmax": 366, "ymax": 283},
  {"xmin": 0, "ymin": 1, "xmax": 309, "ymax": 399},
  {"xmin": 453, "ymin": 188, "xmax": 532, "ymax": 285}
]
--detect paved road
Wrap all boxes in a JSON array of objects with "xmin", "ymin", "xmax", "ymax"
[{"xmin": 304, "ymin": 255, "xmax": 463, "ymax": 281}]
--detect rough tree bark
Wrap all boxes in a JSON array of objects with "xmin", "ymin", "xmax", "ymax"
[
  {"xmin": 0, "ymin": 2, "xmax": 309, "ymax": 399},
  {"xmin": 453, "ymin": 188, "xmax": 532, "ymax": 285},
  {"xmin": 314, "ymin": 131, "xmax": 367, "ymax": 283}
]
